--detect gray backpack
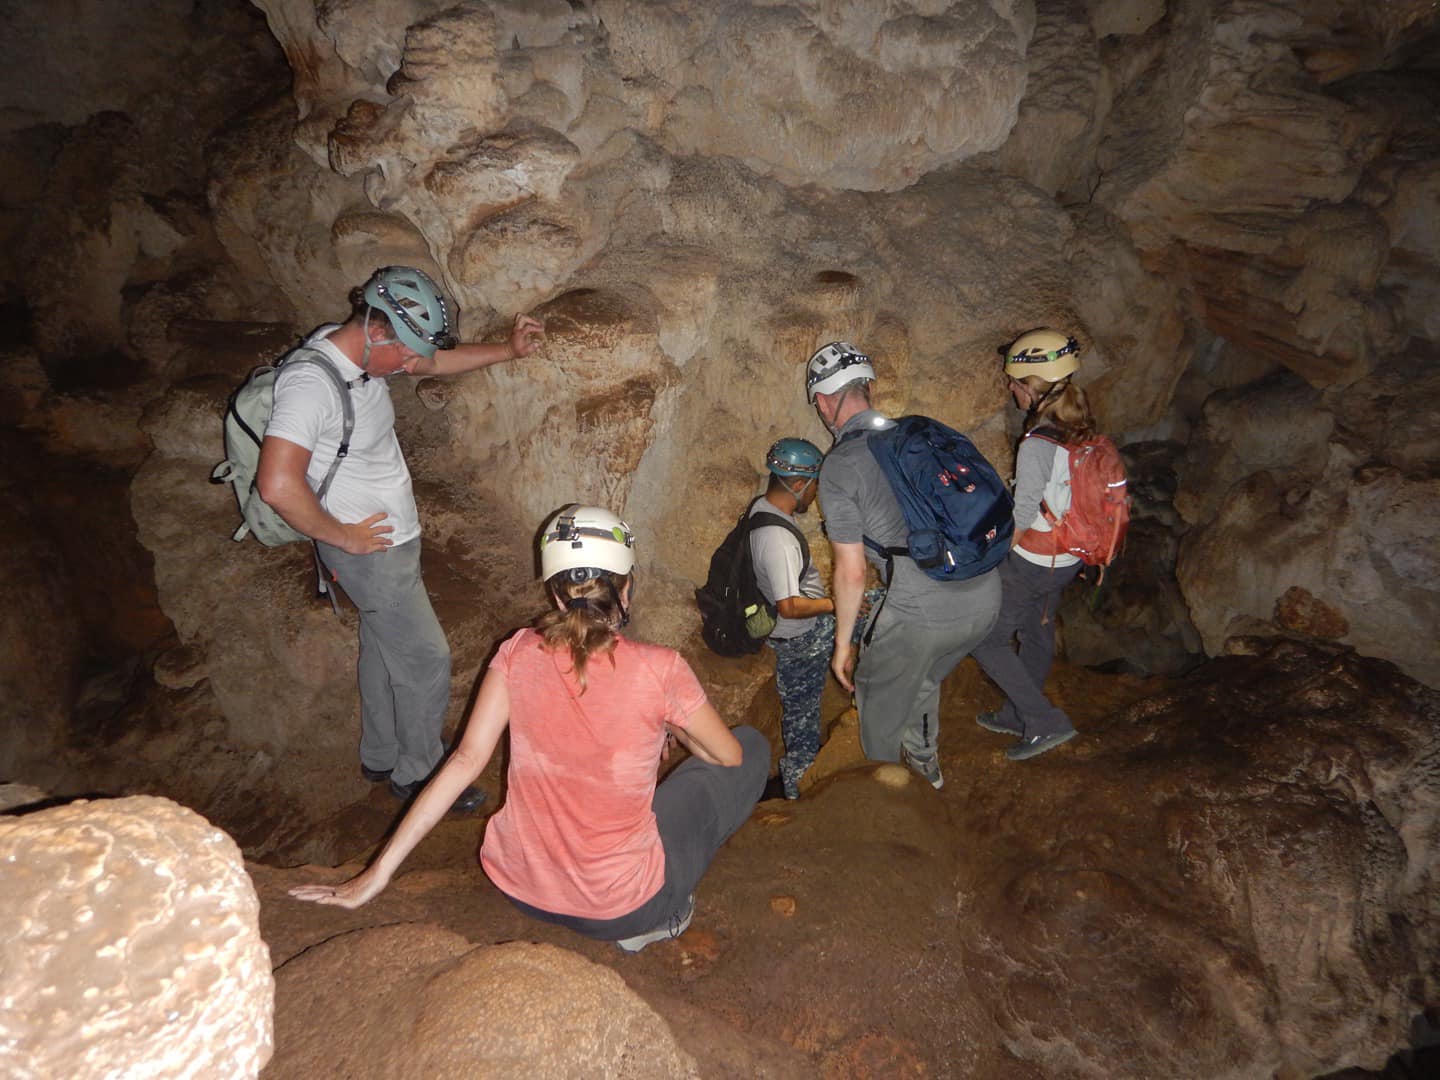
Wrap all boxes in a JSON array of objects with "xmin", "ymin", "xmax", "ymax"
[{"xmin": 210, "ymin": 347, "xmax": 356, "ymax": 546}]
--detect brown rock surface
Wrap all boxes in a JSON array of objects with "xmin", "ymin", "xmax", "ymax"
[
  {"xmin": 250, "ymin": 641, "xmax": 1437, "ymax": 1077},
  {"xmin": 0, "ymin": 796, "xmax": 273, "ymax": 1079},
  {"xmin": 269, "ymin": 925, "xmax": 697, "ymax": 1078}
]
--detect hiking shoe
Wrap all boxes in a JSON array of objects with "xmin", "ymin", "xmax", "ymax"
[
  {"xmin": 360, "ymin": 763, "xmax": 392, "ymax": 783},
  {"xmin": 975, "ymin": 711, "xmax": 1022, "ymax": 736},
  {"xmin": 388, "ymin": 777, "xmax": 488, "ymax": 814},
  {"xmin": 902, "ymin": 749, "xmax": 944, "ymax": 790},
  {"xmin": 615, "ymin": 895, "xmax": 694, "ymax": 954},
  {"xmin": 1005, "ymin": 730, "xmax": 1078, "ymax": 761}
]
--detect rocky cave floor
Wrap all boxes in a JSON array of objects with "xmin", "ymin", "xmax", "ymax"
[{"xmin": 37, "ymin": 629, "xmax": 1434, "ymax": 1078}]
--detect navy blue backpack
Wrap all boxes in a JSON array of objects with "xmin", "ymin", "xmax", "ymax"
[{"xmin": 859, "ymin": 415, "xmax": 1014, "ymax": 583}]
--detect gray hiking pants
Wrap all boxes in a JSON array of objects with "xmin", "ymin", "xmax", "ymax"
[
  {"xmin": 855, "ymin": 568, "xmax": 1002, "ymax": 763},
  {"xmin": 317, "ymin": 538, "xmax": 450, "ymax": 787},
  {"xmin": 505, "ymin": 726, "xmax": 769, "ymax": 940},
  {"xmin": 970, "ymin": 552, "xmax": 1080, "ymax": 739}
]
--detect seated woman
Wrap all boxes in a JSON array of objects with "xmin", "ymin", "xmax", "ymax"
[{"xmin": 290, "ymin": 504, "xmax": 768, "ymax": 952}]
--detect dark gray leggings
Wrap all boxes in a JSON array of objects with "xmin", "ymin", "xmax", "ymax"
[{"xmin": 503, "ymin": 725, "xmax": 769, "ymax": 939}]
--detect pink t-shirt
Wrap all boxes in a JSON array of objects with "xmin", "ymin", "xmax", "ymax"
[{"xmin": 479, "ymin": 628, "xmax": 708, "ymax": 920}]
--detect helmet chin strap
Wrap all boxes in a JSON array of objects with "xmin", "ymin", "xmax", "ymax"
[
  {"xmin": 821, "ymin": 382, "xmax": 862, "ymax": 435},
  {"xmin": 606, "ymin": 575, "xmax": 632, "ymax": 628},
  {"xmin": 360, "ymin": 308, "xmax": 405, "ymax": 376},
  {"xmin": 1028, "ymin": 377, "xmax": 1068, "ymax": 420},
  {"xmin": 789, "ymin": 475, "xmax": 816, "ymax": 511}
]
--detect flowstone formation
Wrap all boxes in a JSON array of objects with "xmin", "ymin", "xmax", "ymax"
[{"xmin": 0, "ymin": 796, "xmax": 274, "ymax": 1079}]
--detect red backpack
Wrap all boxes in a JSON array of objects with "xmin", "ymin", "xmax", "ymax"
[{"xmin": 1019, "ymin": 431, "xmax": 1130, "ymax": 567}]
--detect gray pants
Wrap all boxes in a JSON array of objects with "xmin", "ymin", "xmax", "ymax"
[
  {"xmin": 855, "ymin": 568, "xmax": 1002, "ymax": 763},
  {"xmin": 970, "ymin": 553, "xmax": 1080, "ymax": 739},
  {"xmin": 506, "ymin": 726, "xmax": 769, "ymax": 940},
  {"xmin": 317, "ymin": 538, "xmax": 450, "ymax": 786}
]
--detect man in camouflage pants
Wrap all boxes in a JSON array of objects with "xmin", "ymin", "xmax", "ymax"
[{"xmin": 749, "ymin": 439, "xmax": 836, "ymax": 799}]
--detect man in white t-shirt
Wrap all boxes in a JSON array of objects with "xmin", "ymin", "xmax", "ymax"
[
  {"xmin": 257, "ymin": 266, "xmax": 543, "ymax": 812},
  {"xmin": 749, "ymin": 438, "xmax": 835, "ymax": 800}
]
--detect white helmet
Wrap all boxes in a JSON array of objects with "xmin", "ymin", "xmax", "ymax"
[
  {"xmin": 539, "ymin": 505, "xmax": 636, "ymax": 582},
  {"xmin": 805, "ymin": 342, "xmax": 875, "ymax": 403}
]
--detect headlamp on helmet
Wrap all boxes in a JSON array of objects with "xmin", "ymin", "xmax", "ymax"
[
  {"xmin": 362, "ymin": 266, "xmax": 458, "ymax": 359},
  {"xmin": 805, "ymin": 341, "xmax": 876, "ymax": 403},
  {"xmin": 539, "ymin": 505, "xmax": 636, "ymax": 581},
  {"xmin": 1003, "ymin": 329, "xmax": 1082, "ymax": 383},
  {"xmin": 766, "ymin": 437, "xmax": 823, "ymax": 478}
]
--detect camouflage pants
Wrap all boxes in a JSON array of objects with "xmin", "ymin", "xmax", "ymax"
[{"xmin": 770, "ymin": 613, "xmax": 836, "ymax": 798}]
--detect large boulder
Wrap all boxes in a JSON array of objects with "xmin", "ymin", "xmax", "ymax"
[
  {"xmin": 0, "ymin": 796, "xmax": 273, "ymax": 1079},
  {"xmin": 268, "ymin": 925, "xmax": 697, "ymax": 1078}
]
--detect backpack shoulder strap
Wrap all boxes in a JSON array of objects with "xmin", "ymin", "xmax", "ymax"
[
  {"xmin": 1023, "ymin": 424, "xmax": 1065, "ymax": 446},
  {"xmin": 749, "ymin": 504, "xmax": 811, "ymax": 575},
  {"xmin": 279, "ymin": 346, "xmax": 358, "ymax": 501}
]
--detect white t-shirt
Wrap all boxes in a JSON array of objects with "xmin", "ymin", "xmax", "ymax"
[
  {"xmin": 748, "ymin": 499, "xmax": 825, "ymax": 640},
  {"xmin": 264, "ymin": 325, "xmax": 421, "ymax": 546}
]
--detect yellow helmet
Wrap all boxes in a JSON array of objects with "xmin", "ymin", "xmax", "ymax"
[{"xmin": 1004, "ymin": 329, "xmax": 1081, "ymax": 382}]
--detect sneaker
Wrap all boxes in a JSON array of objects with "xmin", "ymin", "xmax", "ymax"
[
  {"xmin": 615, "ymin": 895, "xmax": 695, "ymax": 953},
  {"xmin": 388, "ymin": 777, "xmax": 488, "ymax": 814},
  {"xmin": 1005, "ymin": 730, "xmax": 1078, "ymax": 761},
  {"xmin": 902, "ymin": 749, "xmax": 944, "ymax": 790},
  {"xmin": 360, "ymin": 763, "xmax": 393, "ymax": 783},
  {"xmin": 975, "ymin": 711, "xmax": 1022, "ymax": 736}
]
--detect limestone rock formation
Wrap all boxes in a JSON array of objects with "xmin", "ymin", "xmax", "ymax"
[
  {"xmin": 0, "ymin": 796, "xmax": 273, "ymax": 1079},
  {"xmin": 269, "ymin": 924, "xmax": 697, "ymax": 1078},
  {"xmin": 961, "ymin": 639, "xmax": 1438, "ymax": 1077},
  {"xmin": 1175, "ymin": 369, "xmax": 1440, "ymax": 688},
  {"xmin": 1092, "ymin": 0, "xmax": 1438, "ymax": 386}
]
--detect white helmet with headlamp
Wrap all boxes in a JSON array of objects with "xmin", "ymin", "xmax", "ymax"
[
  {"xmin": 539, "ymin": 505, "xmax": 636, "ymax": 584},
  {"xmin": 805, "ymin": 341, "xmax": 875, "ymax": 403}
]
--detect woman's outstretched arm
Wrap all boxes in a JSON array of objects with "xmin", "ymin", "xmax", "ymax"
[{"xmin": 288, "ymin": 668, "xmax": 513, "ymax": 909}]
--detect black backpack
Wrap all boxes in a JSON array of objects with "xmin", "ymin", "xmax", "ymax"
[{"xmin": 696, "ymin": 498, "xmax": 809, "ymax": 657}]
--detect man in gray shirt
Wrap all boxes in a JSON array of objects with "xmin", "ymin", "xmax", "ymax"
[
  {"xmin": 807, "ymin": 342, "xmax": 1002, "ymax": 788},
  {"xmin": 749, "ymin": 438, "xmax": 835, "ymax": 799}
]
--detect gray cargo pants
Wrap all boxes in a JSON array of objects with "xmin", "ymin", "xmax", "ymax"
[
  {"xmin": 317, "ymin": 538, "xmax": 450, "ymax": 787},
  {"xmin": 855, "ymin": 568, "xmax": 1002, "ymax": 764}
]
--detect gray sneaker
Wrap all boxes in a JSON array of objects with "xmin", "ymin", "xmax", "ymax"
[
  {"xmin": 615, "ymin": 895, "xmax": 695, "ymax": 953},
  {"xmin": 976, "ymin": 710, "xmax": 1022, "ymax": 736},
  {"xmin": 902, "ymin": 749, "xmax": 944, "ymax": 790},
  {"xmin": 1005, "ymin": 730, "xmax": 1077, "ymax": 761}
]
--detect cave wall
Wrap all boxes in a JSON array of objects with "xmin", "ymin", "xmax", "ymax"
[{"xmin": 1, "ymin": 0, "xmax": 1437, "ymax": 829}]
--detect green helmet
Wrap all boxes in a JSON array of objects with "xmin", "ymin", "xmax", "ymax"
[
  {"xmin": 766, "ymin": 438, "xmax": 823, "ymax": 478},
  {"xmin": 362, "ymin": 266, "xmax": 457, "ymax": 359}
]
